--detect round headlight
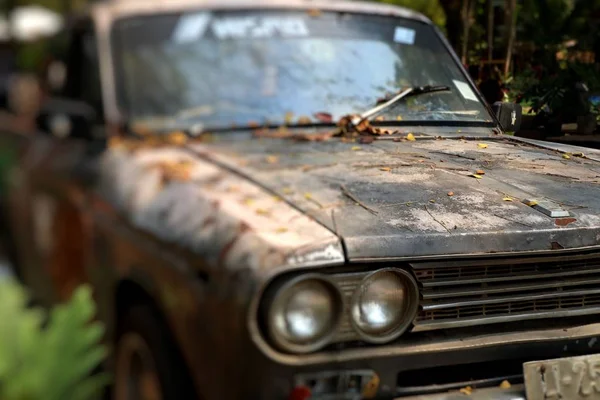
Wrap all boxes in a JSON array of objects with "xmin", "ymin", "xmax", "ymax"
[
  {"xmin": 351, "ymin": 268, "xmax": 418, "ymax": 343},
  {"xmin": 268, "ymin": 276, "xmax": 342, "ymax": 353}
]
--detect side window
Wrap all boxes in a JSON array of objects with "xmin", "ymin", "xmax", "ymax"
[{"xmin": 63, "ymin": 21, "xmax": 104, "ymax": 121}]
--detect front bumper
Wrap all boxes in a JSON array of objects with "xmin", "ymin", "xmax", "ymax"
[
  {"xmin": 399, "ymin": 385, "xmax": 525, "ymax": 400},
  {"xmin": 253, "ymin": 320, "xmax": 600, "ymax": 400}
]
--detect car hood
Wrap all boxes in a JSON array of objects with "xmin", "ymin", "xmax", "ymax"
[{"xmin": 189, "ymin": 132, "xmax": 600, "ymax": 260}]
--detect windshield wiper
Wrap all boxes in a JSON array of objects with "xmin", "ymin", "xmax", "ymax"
[{"xmin": 351, "ymin": 85, "xmax": 451, "ymax": 126}]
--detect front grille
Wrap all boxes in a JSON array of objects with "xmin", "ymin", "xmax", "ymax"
[{"xmin": 411, "ymin": 252, "xmax": 600, "ymax": 331}]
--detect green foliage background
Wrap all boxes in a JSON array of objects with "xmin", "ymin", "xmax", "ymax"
[{"xmin": 0, "ymin": 280, "xmax": 109, "ymax": 400}]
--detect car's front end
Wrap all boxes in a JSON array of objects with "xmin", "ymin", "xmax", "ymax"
[{"xmin": 92, "ymin": 1, "xmax": 600, "ymax": 399}]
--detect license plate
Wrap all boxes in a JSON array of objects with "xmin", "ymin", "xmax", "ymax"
[{"xmin": 524, "ymin": 354, "xmax": 600, "ymax": 400}]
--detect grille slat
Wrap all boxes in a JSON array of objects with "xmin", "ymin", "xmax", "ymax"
[{"xmin": 413, "ymin": 254, "xmax": 600, "ymax": 331}]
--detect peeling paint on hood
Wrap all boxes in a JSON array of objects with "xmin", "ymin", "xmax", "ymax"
[{"xmin": 188, "ymin": 132, "xmax": 600, "ymax": 260}]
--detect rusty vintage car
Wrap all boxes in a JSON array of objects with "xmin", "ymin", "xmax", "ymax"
[{"xmin": 5, "ymin": 1, "xmax": 600, "ymax": 399}]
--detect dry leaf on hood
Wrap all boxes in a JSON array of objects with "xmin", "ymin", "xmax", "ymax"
[
  {"xmin": 499, "ymin": 381, "xmax": 511, "ymax": 389},
  {"xmin": 459, "ymin": 386, "xmax": 473, "ymax": 395},
  {"xmin": 406, "ymin": 133, "xmax": 416, "ymax": 141},
  {"xmin": 396, "ymin": 115, "xmax": 403, "ymax": 121},
  {"xmin": 284, "ymin": 112, "xmax": 294, "ymax": 125},
  {"xmin": 563, "ymin": 153, "xmax": 571, "ymax": 159},
  {"xmin": 375, "ymin": 116, "xmax": 384, "ymax": 121},
  {"xmin": 265, "ymin": 155, "xmax": 279, "ymax": 164},
  {"xmin": 313, "ymin": 112, "xmax": 333, "ymax": 123},
  {"xmin": 255, "ymin": 208, "xmax": 270, "ymax": 216},
  {"xmin": 380, "ymin": 167, "xmax": 391, "ymax": 172},
  {"xmin": 351, "ymin": 146, "xmax": 362, "ymax": 151},
  {"xmin": 447, "ymin": 192, "xmax": 454, "ymax": 196},
  {"xmin": 275, "ymin": 227, "xmax": 288, "ymax": 233},
  {"xmin": 477, "ymin": 143, "xmax": 488, "ymax": 149},
  {"xmin": 470, "ymin": 174, "xmax": 483, "ymax": 179},
  {"xmin": 476, "ymin": 169, "xmax": 485, "ymax": 175},
  {"xmin": 304, "ymin": 193, "xmax": 313, "ymax": 200},
  {"xmin": 282, "ymin": 187, "xmax": 294, "ymax": 194},
  {"xmin": 526, "ymin": 200, "xmax": 538, "ymax": 206},
  {"xmin": 503, "ymin": 197, "xmax": 513, "ymax": 202}
]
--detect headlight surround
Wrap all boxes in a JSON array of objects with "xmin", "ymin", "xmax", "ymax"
[
  {"xmin": 267, "ymin": 275, "xmax": 342, "ymax": 353},
  {"xmin": 351, "ymin": 268, "xmax": 418, "ymax": 343}
]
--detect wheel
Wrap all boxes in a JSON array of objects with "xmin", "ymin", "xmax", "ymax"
[{"xmin": 114, "ymin": 305, "xmax": 197, "ymax": 400}]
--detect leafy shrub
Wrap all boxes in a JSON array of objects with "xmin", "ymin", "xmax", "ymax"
[{"xmin": 0, "ymin": 280, "xmax": 109, "ymax": 400}]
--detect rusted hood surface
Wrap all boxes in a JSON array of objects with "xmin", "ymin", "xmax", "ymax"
[{"xmin": 190, "ymin": 133, "xmax": 600, "ymax": 260}]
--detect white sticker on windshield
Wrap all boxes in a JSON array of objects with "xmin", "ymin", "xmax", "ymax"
[
  {"xmin": 394, "ymin": 26, "xmax": 416, "ymax": 45},
  {"xmin": 453, "ymin": 80, "xmax": 479, "ymax": 102},
  {"xmin": 172, "ymin": 12, "xmax": 212, "ymax": 43},
  {"xmin": 212, "ymin": 17, "xmax": 309, "ymax": 39}
]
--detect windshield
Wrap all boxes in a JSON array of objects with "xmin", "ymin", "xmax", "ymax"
[{"xmin": 112, "ymin": 10, "xmax": 494, "ymax": 129}]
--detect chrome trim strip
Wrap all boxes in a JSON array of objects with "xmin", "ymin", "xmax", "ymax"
[
  {"xmin": 422, "ymin": 276, "xmax": 600, "ymax": 299},
  {"xmin": 421, "ymin": 288, "xmax": 600, "ymax": 311},
  {"xmin": 413, "ymin": 306, "xmax": 600, "ymax": 331},
  {"xmin": 398, "ymin": 384, "xmax": 526, "ymax": 400},
  {"xmin": 421, "ymin": 266, "xmax": 600, "ymax": 289}
]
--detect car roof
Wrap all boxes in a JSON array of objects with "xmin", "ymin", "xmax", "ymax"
[{"xmin": 91, "ymin": 0, "xmax": 431, "ymax": 25}]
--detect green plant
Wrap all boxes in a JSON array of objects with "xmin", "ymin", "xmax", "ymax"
[{"xmin": 0, "ymin": 280, "xmax": 109, "ymax": 400}]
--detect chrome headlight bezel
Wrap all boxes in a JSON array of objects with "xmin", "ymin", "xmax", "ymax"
[
  {"xmin": 350, "ymin": 268, "xmax": 419, "ymax": 344},
  {"xmin": 266, "ymin": 274, "xmax": 343, "ymax": 354}
]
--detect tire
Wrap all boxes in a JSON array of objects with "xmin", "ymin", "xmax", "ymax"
[{"xmin": 114, "ymin": 304, "xmax": 197, "ymax": 400}]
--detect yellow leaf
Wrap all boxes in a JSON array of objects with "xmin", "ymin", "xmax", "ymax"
[
  {"xmin": 255, "ymin": 208, "xmax": 270, "ymax": 216},
  {"xmin": 266, "ymin": 155, "xmax": 279, "ymax": 164},
  {"xmin": 429, "ymin": 199, "xmax": 436, "ymax": 203},
  {"xmin": 243, "ymin": 198, "xmax": 255, "ymax": 206},
  {"xmin": 282, "ymin": 187, "xmax": 294, "ymax": 194},
  {"xmin": 167, "ymin": 131, "xmax": 188, "ymax": 145},
  {"xmin": 375, "ymin": 116, "xmax": 384, "ymax": 121},
  {"xmin": 304, "ymin": 193, "xmax": 313, "ymax": 200},
  {"xmin": 503, "ymin": 197, "xmax": 513, "ymax": 202},
  {"xmin": 526, "ymin": 200, "xmax": 538, "ymax": 206},
  {"xmin": 351, "ymin": 146, "xmax": 361, "ymax": 151},
  {"xmin": 406, "ymin": 133, "xmax": 416, "ymax": 141},
  {"xmin": 272, "ymin": 196, "xmax": 282, "ymax": 202},
  {"xmin": 499, "ymin": 380, "xmax": 511, "ymax": 389},
  {"xmin": 275, "ymin": 227, "xmax": 288, "ymax": 233},
  {"xmin": 460, "ymin": 386, "xmax": 473, "ymax": 396},
  {"xmin": 396, "ymin": 115, "xmax": 403, "ymax": 121},
  {"xmin": 478, "ymin": 143, "xmax": 488, "ymax": 149},
  {"xmin": 284, "ymin": 112, "xmax": 294, "ymax": 125},
  {"xmin": 471, "ymin": 174, "xmax": 483, "ymax": 179},
  {"xmin": 562, "ymin": 153, "xmax": 571, "ymax": 159},
  {"xmin": 573, "ymin": 152, "xmax": 585, "ymax": 157},
  {"xmin": 380, "ymin": 167, "xmax": 391, "ymax": 172}
]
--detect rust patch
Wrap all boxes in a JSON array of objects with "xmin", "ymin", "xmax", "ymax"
[{"xmin": 555, "ymin": 218, "xmax": 577, "ymax": 227}]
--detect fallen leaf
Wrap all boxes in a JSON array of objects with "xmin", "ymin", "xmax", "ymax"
[
  {"xmin": 447, "ymin": 192, "xmax": 454, "ymax": 196},
  {"xmin": 563, "ymin": 153, "xmax": 571, "ymax": 159},
  {"xmin": 275, "ymin": 227, "xmax": 288, "ymax": 233},
  {"xmin": 503, "ymin": 197, "xmax": 513, "ymax": 202},
  {"xmin": 526, "ymin": 200, "xmax": 538, "ymax": 206},
  {"xmin": 573, "ymin": 152, "xmax": 585, "ymax": 157},
  {"xmin": 375, "ymin": 116, "xmax": 384, "ymax": 121},
  {"xmin": 307, "ymin": 8, "xmax": 321, "ymax": 17},
  {"xmin": 304, "ymin": 193, "xmax": 313, "ymax": 200},
  {"xmin": 284, "ymin": 112, "xmax": 294, "ymax": 125},
  {"xmin": 380, "ymin": 167, "xmax": 392, "ymax": 172},
  {"xmin": 265, "ymin": 155, "xmax": 279, "ymax": 164},
  {"xmin": 406, "ymin": 133, "xmax": 416, "ymax": 141},
  {"xmin": 470, "ymin": 174, "xmax": 483, "ymax": 179},
  {"xmin": 351, "ymin": 146, "xmax": 362, "ymax": 151},
  {"xmin": 282, "ymin": 187, "xmax": 294, "ymax": 194},
  {"xmin": 243, "ymin": 198, "xmax": 255, "ymax": 206},
  {"xmin": 167, "ymin": 131, "xmax": 188, "ymax": 145},
  {"xmin": 272, "ymin": 196, "xmax": 282, "ymax": 202},
  {"xmin": 478, "ymin": 143, "xmax": 488, "ymax": 149},
  {"xmin": 396, "ymin": 115, "xmax": 403, "ymax": 121},
  {"xmin": 297, "ymin": 116, "xmax": 312, "ymax": 125},
  {"xmin": 255, "ymin": 208, "xmax": 270, "ymax": 216},
  {"xmin": 457, "ymin": 129, "xmax": 462, "ymax": 133},
  {"xmin": 459, "ymin": 386, "xmax": 473, "ymax": 396},
  {"xmin": 429, "ymin": 199, "xmax": 436, "ymax": 203},
  {"xmin": 555, "ymin": 217, "xmax": 577, "ymax": 227},
  {"xmin": 499, "ymin": 380, "xmax": 511, "ymax": 389},
  {"xmin": 313, "ymin": 112, "xmax": 333, "ymax": 123},
  {"xmin": 476, "ymin": 169, "xmax": 485, "ymax": 175}
]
